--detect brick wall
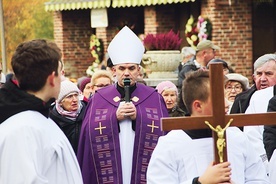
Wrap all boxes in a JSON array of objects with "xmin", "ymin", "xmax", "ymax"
[
  {"xmin": 156, "ymin": 5, "xmax": 179, "ymax": 33},
  {"xmin": 144, "ymin": 6, "xmax": 157, "ymax": 34},
  {"xmin": 96, "ymin": 7, "xmax": 145, "ymax": 63},
  {"xmin": 201, "ymin": 0, "xmax": 253, "ymax": 82},
  {"xmin": 53, "ymin": 10, "xmax": 94, "ymax": 79},
  {"xmin": 53, "ymin": 1, "xmax": 253, "ymax": 81},
  {"xmin": 53, "ymin": 12, "xmax": 64, "ymax": 53},
  {"xmin": 144, "ymin": 5, "xmax": 184, "ymax": 35}
]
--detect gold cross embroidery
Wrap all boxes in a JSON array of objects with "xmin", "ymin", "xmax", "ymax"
[
  {"xmin": 95, "ymin": 122, "xmax": 106, "ymax": 135},
  {"xmin": 147, "ymin": 120, "xmax": 159, "ymax": 133}
]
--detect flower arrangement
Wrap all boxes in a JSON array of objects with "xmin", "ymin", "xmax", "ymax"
[
  {"xmin": 86, "ymin": 34, "xmax": 104, "ymax": 76},
  {"xmin": 185, "ymin": 15, "xmax": 212, "ymax": 48},
  {"xmin": 143, "ymin": 30, "xmax": 182, "ymax": 51}
]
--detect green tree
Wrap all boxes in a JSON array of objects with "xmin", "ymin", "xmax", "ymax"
[{"xmin": 32, "ymin": 4, "xmax": 53, "ymax": 40}]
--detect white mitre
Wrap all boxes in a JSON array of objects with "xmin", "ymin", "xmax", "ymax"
[{"xmin": 107, "ymin": 26, "xmax": 145, "ymax": 65}]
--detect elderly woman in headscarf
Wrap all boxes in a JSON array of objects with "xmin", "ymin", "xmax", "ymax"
[
  {"xmin": 156, "ymin": 81, "xmax": 186, "ymax": 117},
  {"xmin": 49, "ymin": 80, "xmax": 87, "ymax": 154},
  {"xmin": 224, "ymin": 73, "xmax": 249, "ymax": 113}
]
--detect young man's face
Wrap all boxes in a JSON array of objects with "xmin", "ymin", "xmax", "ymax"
[
  {"xmin": 114, "ymin": 63, "xmax": 140, "ymax": 87},
  {"xmin": 191, "ymin": 82, "xmax": 213, "ymax": 116},
  {"xmin": 53, "ymin": 61, "xmax": 63, "ymax": 100},
  {"xmin": 200, "ymin": 96, "xmax": 213, "ymax": 116}
]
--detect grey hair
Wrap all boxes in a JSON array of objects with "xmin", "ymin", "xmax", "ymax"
[
  {"xmin": 181, "ymin": 46, "xmax": 196, "ymax": 58},
  {"xmin": 254, "ymin": 53, "xmax": 276, "ymax": 74}
]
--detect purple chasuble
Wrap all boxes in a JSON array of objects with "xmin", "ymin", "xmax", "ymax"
[{"xmin": 77, "ymin": 83, "xmax": 168, "ymax": 184}]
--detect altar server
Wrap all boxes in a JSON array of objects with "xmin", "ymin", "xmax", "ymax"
[
  {"xmin": 147, "ymin": 70, "xmax": 269, "ymax": 184},
  {"xmin": 0, "ymin": 39, "xmax": 83, "ymax": 184}
]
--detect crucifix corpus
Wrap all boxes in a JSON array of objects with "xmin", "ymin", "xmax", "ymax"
[{"xmin": 161, "ymin": 63, "xmax": 276, "ymax": 164}]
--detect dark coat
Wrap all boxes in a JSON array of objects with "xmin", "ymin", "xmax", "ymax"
[
  {"xmin": 177, "ymin": 57, "xmax": 198, "ymax": 114},
  {"xmin": 0, "ymin": 79, "xmax": 52, "ymax": 123},
  {"xmin": 177, "ymin": 57, "xmax": 198, "ymax": 88},
  {"xmin": 263, "ymin": 93, "xmax": 276, "ymax": 161},
  {"xmin": 230, "ymin": 84, "xmax": 257, "ymax": 114},
  {"xmin": 49, "ymin": 101, "xmax": 87, "ymax": 154},
  {"xmin": 168, "ymin": 106, "xmax": 185, "ymax": 117}
]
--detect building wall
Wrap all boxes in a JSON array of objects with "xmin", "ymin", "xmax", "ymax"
[
  {"xmin": 253, "ymin": 1, "xmax": 276, "ymax": 61},
  {"xmin": 144, "ymin": 6, "xmax": 157, "ymax": 34},
  {"xmin": 53, "ymin": 1, "xmax": 254, "ymax": 81},
  {"xmin": 201, "ymin": 0, "xmax": 253, "ymax": 80},
  {"xmin": 53, "ymin": 10, "xmax": 94, "ymax": 79},
  {"xmin": 144, "ymin": 6, "xmax": 176, "ymax": 35}
]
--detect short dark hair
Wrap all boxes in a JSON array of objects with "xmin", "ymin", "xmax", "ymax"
[
  {"xmin": 11, "ymin": 39, "xmax": 61, "ymax": 91},
  {"xmin": 207, "ymin": 59, "xmax": 229, "ymax": 70},
  {"xmin": 182, "ymin": 70, "xmax": 210, "ymax": 114},
  {"xmin": 106, "ymin": 58, "xmax": 114, "ymax": 68}
]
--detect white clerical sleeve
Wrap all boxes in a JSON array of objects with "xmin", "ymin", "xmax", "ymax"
[
  {"xmin": 0, "ymin": 129, "xmax": 48, "ymax": 184},
  {"xmin": 233, "ymin": 130, "xmax": 270, "ymax": 184},
  {"xmin": 244, "ymin": 87, "xmax": 273, "ymax": 173},
  {"xmin": 147, "ymin": 130, "xmax": 203, "ymax": 184},
  {"xmin": 243, "ymin": 97, "xmax": 264, "ymax": 154},
  {"xmin": 147, "ymin": 133, "xmax": 192, "ymax": 184},
  {"xmin": 0, "ymin": 111, "xmax": 83, "ymax": 184},
  {"xmin": 269, "ymin": 149, "xmax": 276, "ymax": 182},
  {"xmin": 147, "ymin": 128, "xmax": 269, "ymax": 184}
]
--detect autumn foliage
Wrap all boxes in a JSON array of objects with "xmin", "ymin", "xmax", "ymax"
[{"xmin": 1, "ymin": 0, "xmax": 53, "ymax": 71}]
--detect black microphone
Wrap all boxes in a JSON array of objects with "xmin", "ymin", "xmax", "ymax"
[{"xmin": 123, "ymin": 78, "xmax": 131, "ymax": 102}]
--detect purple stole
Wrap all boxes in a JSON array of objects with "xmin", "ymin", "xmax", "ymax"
[{"xmin": 77, "ymin": 83, "xmax": 168, "ymax": 184}]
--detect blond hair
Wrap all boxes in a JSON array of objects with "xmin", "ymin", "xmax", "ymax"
[{"xmin": 91, "ymin": 70, "xmax": 113, "ymax": 86}]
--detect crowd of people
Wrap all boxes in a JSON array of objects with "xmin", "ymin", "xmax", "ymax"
[{"xmin": 0, "ymin": 25, "xmax": 276, "ymax": 184}]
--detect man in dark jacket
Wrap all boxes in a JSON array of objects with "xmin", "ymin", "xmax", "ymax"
[
  {"xmin": 241, "ymin": 53, "xmax": 276, "ymax": 174},
  {"xmin": 263, "ymin": 95, "xmax": 276, "ymax": 161},
  {"xmin": 177, "ymin": 40, "xmax": 220, "ymax": 114},
  {"xmin": 230, "ymin": 84, "xmax": 257, "ymax": 114},
  {"xmin": 231, "ymin": 54, "xmax": 276, "ymax": 114}
]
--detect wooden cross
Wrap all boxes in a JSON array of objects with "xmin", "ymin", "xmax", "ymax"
[{"xmin": 162, "ymin": 63, "xmax": 276, "ymax": 164}]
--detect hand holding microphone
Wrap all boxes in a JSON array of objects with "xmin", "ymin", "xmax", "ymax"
[
  {"xmin": 123, "ymin": 78, "xmax": 131, "ymax": 102},
  {"xmin": 115, "ymin": 78, "xmax": 136, "ymax": 121}
]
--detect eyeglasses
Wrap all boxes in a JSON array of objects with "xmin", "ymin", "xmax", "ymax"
[
  {"xmin": 225, "ymin": 85, "xmax": 242, "ymax": 92},
  {"xmin": 94, "ymin": 84, "xmax": 110, "ymax": 88}
]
